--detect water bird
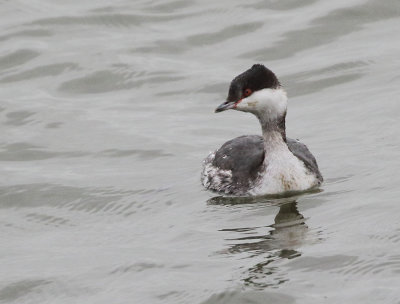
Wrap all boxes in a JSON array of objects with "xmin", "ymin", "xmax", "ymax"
[{"xmin": 201, "ymin": 64, "xmax": 323, "ymax": 196}]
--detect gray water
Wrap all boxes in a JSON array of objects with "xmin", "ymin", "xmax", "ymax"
[{"xmin": 1, "ymin": 0, "xmax": 400, "ymax": 303}]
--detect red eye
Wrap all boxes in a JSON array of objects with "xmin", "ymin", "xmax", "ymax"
[{"xmin": 243, "ymin": 88, "xmax": 252, "ymax": 97}]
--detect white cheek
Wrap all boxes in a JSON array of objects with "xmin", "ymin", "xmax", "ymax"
[{"xmin": 239, "ymin": 88, "xmax": 287, "ymax": 118}]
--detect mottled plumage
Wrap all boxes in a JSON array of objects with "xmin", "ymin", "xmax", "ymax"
[
  {"xmin": 202, "ymin": 64, "xmax": 323, "ymax": 196},
  {"xmin": 202, "ymin": 135, "xmax": 323, "ymax": 195}
]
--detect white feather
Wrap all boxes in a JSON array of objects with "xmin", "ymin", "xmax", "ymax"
[
  {"xmin": 201, "ymin": 152, "xmax": 233, "ymax": 193},
  {"xmin": 236, "ymin": 88, "xmax": 287, "ymax": 121},
  {"xmin": 250, "ymin": 132, "xmax": 319, "ymax": 195}
]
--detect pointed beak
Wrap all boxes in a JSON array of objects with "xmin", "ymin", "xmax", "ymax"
[{"xmin": 215, "ymin": 101, "xmax": 236, "ymax": 113}]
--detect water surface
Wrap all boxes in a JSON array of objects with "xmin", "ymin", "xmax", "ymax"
[{"xmin": 1, "ymin": 0, "xmax": 400, "ymax": 303}]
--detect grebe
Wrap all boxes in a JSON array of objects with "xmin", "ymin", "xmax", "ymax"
[{"xmin": 201, "ymin": 64, "xmax": 323, "ymax": 196}]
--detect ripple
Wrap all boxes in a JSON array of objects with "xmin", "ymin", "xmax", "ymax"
[
  {"xmin": 338, "ymin": 255, "xmax": 400, "ymax": 276},
  {"xmin": 287, "ymin": 253, "xmax": 400, "ymax": 277},
  {"xmin": 132, "ymin": 39, "xmax": 189, "ymax": 55},
  {"xmin": 324, "ymin": 175, "xmax": 354, "ymax": 185},
  {"xmin": 197, "ymin": 82, "xmax": 226, "ymax": 94},
  {"xmin": 59, "ymin": 69, "xmax": 184, "ymax": 94},
  {"xmin": 0, "ymin": 142, "xmax": 174, "ymax": 161},
  {"xmin": 25, "ymin": 212, "xmax": 71, "ymax": 227},
  {"xmin": 29, "ymin": 13, "xmax": 193, "ymax": 28},
  {"xmin": 201, "ymin": 290, "xmax": 295, "ymax": 304},
  {"xmin": 59, "ymin": 70, "xmax": 132, "ymax": 94},
  {"xmin": 369, "ymin": 228, "xmax": 400, "ymax": 244},
  {"xmin": 98, "ymin": 149, "xmax": 173, "ymax": 159},
  {"xmin": 186, "ymin": 22, "xmax": 264, "ymax": 46},
  {"xmin": 45, "ymin": 122, "xmax": 63, "ymax": 129},
  {"xmin": 134, "ymin": 22, "xmax": 263, "ymax": 54},
  {"xmin": 281, "ymin": 60, "xmax": 370, "ymax": 96},
  {"xmin": 5, "ymin": 111, "xmax": 35, "ymax": 126},
  {"xmin": 0, "ymin": 63, "xmax": 79, "ymax": 83},
  {"xmin": 0, "ymin": 49, "xmax": 39, "ymax": 70},
  {"xmin": 240, "ymin": 0, "xmax": 400, "ymax": 61},
  {"xmin": 290, "ymin": 73, "xmax": 363, "ymax": 97},
  {"xmin": 249, "ymin": 0, "xmax": 318, "ymax": 11},
  {"xmin": 0, "ymin": 29, "xmax": 52, "ymax": 42},
  {"xmin": 286, "ymin": 254, "xmax": 357, "ymax": 272},
  {"xmin": 0, "ymin": 279, "xmax": 51, "ymax": 302},
  {"xmin": 0, "ymin": 143, "xmax": 85, "ymax": 161},
  {"xmin": 144, "ymin": 0, "xmax": 193, "ymax": 13},
  {"xmin": 110, "ymin": 262, "xmax": 164, "ymax": 274},
  {"xmin": 156, "ymin": 290, "xmax": 183, "ymax": 301},
  {"xmin": 0, "ymin": 183, "xmax": 167, "ymax": 216}
]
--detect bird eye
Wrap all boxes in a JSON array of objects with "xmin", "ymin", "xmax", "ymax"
[{"xmin": 243, "ymin": 88, "xmax": 252, "ymax": 97}]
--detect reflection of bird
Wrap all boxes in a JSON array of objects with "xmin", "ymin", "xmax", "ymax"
[
  {"xmin": 202, "ymin": 64, "xmax": 323, "ymax": 196},
  {"xmin": 271, "ymin": 202, "xmax": 308, "ymax": 257},
  {"xmin": 219, "ymin": 201, "xmax": 307, "ymax": 257},
  {"xmin": 217, "ymin": 200, "xmax": 308, "ymax": 288}
]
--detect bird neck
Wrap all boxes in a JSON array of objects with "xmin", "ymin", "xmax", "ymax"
[{"xmin": 259, "ymin": 112, "xmax": 287, "ymax": 148}]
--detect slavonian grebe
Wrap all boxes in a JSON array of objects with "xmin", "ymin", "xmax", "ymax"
[{"xmin": 201, "ymin": 64, "xmax": 323, "ymax": 196}]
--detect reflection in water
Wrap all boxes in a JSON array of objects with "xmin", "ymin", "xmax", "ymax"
[
  {"xmin": 207, "ymin": 188, "xmax": 322, "ymax": 205},
  {"xmin": 271, "ymin": 202, "xmax": 307, "ymax": 257},
  {"xmin": 213, "ymin": 198, "xmax": 309, "ymax": 289}
]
